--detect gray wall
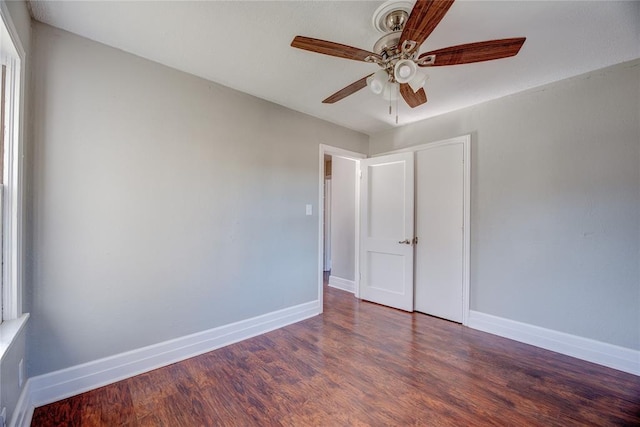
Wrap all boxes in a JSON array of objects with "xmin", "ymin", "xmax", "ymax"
[
  {"xmin": 329, "ymin": 156, "xmax": 356, "ymax": 281},
  {"xmin": 28, "ymin": 22, "xmax": 368, "ymax": 376},
  {"xmin": 370, "ymin": 60, "xmax": 640, "ymax": 350},
  {"xmin": 1, "ymin": 0, "xmax": 31, "ymax": 423}
]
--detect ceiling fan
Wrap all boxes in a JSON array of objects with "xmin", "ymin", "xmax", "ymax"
[{"xmin": 291, "ymin": 0, "xmax": 526, "ymax": 110}]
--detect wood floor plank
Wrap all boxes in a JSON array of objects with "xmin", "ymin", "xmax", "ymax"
[{"xmin": 32, "ymin": 282, "xmax": 640, "ymax": 426}]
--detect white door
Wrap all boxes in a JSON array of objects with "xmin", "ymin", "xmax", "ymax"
[
  {"xmin": 414, "ymin": 143, "xmax": 464, "ymax": 322},
  {"xmin": 359, "ymin": 152, "xmax": 414, "ymax": 312}
]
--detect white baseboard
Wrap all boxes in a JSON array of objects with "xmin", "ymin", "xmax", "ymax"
[
  {"xmin": 328, "ymin": 275, "xmax": 355, "ymax": 293},
  {"xmin": 467, "ymin": 310, "xmax": 639, "ymax": 376},
  {"xmin": 20, "ymin": 300, "xmax": 320, "ymax": 426}
]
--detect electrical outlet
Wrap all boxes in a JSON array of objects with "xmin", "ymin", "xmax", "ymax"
[{"xmin": 18, "ymin": 358, "xmax": 24, "ymax": 388}]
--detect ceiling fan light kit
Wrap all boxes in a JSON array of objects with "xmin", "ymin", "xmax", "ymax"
[
  {"xmin": 291, "ymin": 0, "xmax": 526, "ymax": 120},
  {"xmin": 408, "ymin": 72, "xmax": 429, "ymax": 93},
  {"xmin": 367, "ymin": 69, "xmax": 389, "ymax": 95},
  {"xmin": 394, "ymin": 59, "xmax": 417, "ymax": 83},
  {"xmin": 382, "ymin": 82, "xmax": 400, "ymax": 102}
]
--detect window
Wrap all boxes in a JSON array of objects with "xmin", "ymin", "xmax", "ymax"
[{"xmin": 0, "ymin": 4, "xmax": 25, "ymax": 323}]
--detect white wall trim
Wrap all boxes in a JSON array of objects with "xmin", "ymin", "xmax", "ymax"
[
  {"xmin": 10, "ymin": 378, "xmax": 32, "ymax": 427},
  {"xmin": 328, "ymin": 275, "xmax": 355, "ymax": 293},
  {"xmin": 461, "ymin": 135, "xmax": 471, "ymax": 326},
  {"xmin": 19, "ymin": 300, "xmax": 320, "ymax": 426},
  {"xmin": 468, "ymin": 310, "xmax": 640, "ymax": 376},
  {"xmin": 0, "ymin": 313, "xmax": 28, "ymax": 363},
  {"xmin": 0, "ymin": 1, "xmax": 26, "ymax": 321},
  {"xmin": 353, "ymin": 160, "xmax": 361, "ymax": 298},
  {"xmin": 318, "ymin": 144, "xmax": 366, "ymax": 308},
  {"xmin": 372, "ymin": 134, "xmax": 469, "ymax": 157}
]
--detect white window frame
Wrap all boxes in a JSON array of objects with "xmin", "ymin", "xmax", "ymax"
[{"xmin": 0, "ymin": 1, "xmax": 25, "ymax": 322}]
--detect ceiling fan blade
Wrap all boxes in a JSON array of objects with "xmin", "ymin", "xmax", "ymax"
[
  {"xmin": 419, "ymin": 38, "xmax": 526, "ymax": 66},
  {"xmin": 323, "ymin": 75, "xmax": 373, "ymax": 104},
  {"xmin": 291, "ymin": 36, "xmax": 378, "ymax": 62},
  {"xmin": 399, "ymin": 0, "xmax": 455, "ymax": 49},
  {"xmin": 400, "ymin": 84, "xmax": 427, "ymax": 108}
]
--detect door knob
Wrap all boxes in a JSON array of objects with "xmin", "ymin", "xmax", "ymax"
[{"xmin": 398, "ymin": 239, "xmax": 411, "ymax": 245}]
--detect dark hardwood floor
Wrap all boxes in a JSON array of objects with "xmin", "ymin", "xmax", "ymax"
[{"xmin": 32, "ymin": 279, "xmax": 640, "ymax": 426}]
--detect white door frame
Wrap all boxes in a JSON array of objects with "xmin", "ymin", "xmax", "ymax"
[
  {"xmin": 375, "ymin": 134, "xmax": 471, "ymax": 325},
  {"xmin": 318, "ymin": 144, "xmax": 366, "ymax": 311}
]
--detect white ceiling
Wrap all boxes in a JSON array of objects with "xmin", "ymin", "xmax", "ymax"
[{"xmin": 28, "ymin": 1, "xmax": 640, "ymax": 136}]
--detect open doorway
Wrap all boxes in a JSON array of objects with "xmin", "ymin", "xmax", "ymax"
[
  {"xmin": 326, "ymin": 155, "xmax": 357, "ymax": 293},
  {"xmin": 317, "ymin": 145, "xmax": 366, "ymax": 310},
  {"xmin": 323, "ymin": 155, "xmax": 331, "ymax": 273}
]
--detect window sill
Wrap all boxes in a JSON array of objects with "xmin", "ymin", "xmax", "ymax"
[{"xmin": 0, "ymin": 313, "xmax": 29, "ymax": 362}]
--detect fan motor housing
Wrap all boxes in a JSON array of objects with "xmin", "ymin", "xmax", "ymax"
[
  {"xmin": 373, "ymin": 31, "xmax": 402, "ymax": 58},
  {"xmin": 372, "ymin": 0, "xmax": 413, "ymax": 33}
]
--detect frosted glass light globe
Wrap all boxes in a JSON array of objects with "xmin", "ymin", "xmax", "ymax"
[
  {"xmin": 394, "ymin": 59, "xmax": 417, "ymax": 84},
  {"xmin": 367, "ymin": 70, "xmax": 389, "ymax": 95}
]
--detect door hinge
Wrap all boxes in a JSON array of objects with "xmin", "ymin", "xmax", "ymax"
[{"xmin": 413, "ymin": 236, "xmax": 418, "ymax": 245}]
